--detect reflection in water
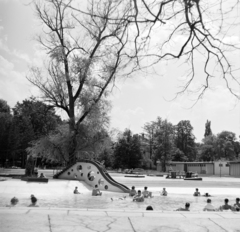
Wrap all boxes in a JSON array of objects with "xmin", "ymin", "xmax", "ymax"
[{"xmin": 0, "ymin": 193, "xmax": 235, "ymax": 211}]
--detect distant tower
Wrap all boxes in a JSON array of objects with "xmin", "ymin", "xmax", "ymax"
[{"xmin": 204, "ymin": 120, "xmax": 212, "ymax": 137}]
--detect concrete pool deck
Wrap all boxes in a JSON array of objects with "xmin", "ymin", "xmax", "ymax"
[{"xmin": 1, "ymin": 207, "xmax": 240, "ymax": 232}]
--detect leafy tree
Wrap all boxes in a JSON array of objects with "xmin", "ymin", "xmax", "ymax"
[
  {"xmin": 8, "ymin": 98, "xmax": 61, "ymax": 167},
  {"xmin": 27, "ymin": 100, "xmax": 111, "ymax": 164},
  {"xmin": 113, "ymin": 130, "xmax": 142, "ymax": 169},
  {"xmin": 153, "ymin": 118, "xmax": 175, "ymax": 171},
  {"xmin": 0, "ymin": 100, "xmax": 12, "ymax": 167},
  {"xmin": 175, "ymin": 120, "xmax": 196, "ymax": 161},
  {"xmin": 204, "ymin": 120, "xmax": 212, "ymax": 137},
  {"xmin": 216, "ymin": 131, "xmax": 237, "ymax": 160},
  {"xmin": 198, "ymin": 135, "xmax": 218, "ymax": 161}
]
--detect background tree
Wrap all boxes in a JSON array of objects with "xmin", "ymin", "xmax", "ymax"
[
  {"xmin": 216, "ymin": 131, "xmax": 238, "ymax": 160},
  {"xmin": 198, "ymin": 135, "xmax": 218, "ymax": 161},
  {"xmin": 8, "ymin": 98, "xmax": 61, "ymax": 168},
  {"xmin": 204, "ymin": 120, "xmax": 212, "ymax": 137},
  {"xmin": 0, "ymin": 100, "xmax": 12, "ymax": 167},
  {"xmin": 27, "ymin": 99, "xmax": 111, "ymax": 165},
  {"xmin": 153, "ymin": 118, "xmax": 175, "ymax": 171},
  {"xmin": 175, "ymin": 120, "xmax": 196, "ymax": 161},
  {"xmin": 113, "ymin": 129, "xmax": 142, "ymax": 169}
]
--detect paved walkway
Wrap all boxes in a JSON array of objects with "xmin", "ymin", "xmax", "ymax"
[{"xmin": 1, "ymin": 207, "xmax": 240, "ymax": 232}]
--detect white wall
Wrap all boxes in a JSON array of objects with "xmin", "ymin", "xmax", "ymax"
[
  {"xmin": 214, "ymin": 161, "xmax": 229, "ymax": 175},
  {"xmin": 230, "ymin": 163, "xmax": 240, "ymax": 176}
]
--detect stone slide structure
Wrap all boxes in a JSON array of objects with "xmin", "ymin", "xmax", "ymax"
[{"xmin": 54, "ymin": 159, "xmax": 130, "ymax": 193}]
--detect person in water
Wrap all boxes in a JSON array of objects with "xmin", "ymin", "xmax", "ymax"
[
  {"xmin": 203, "ymin": 199, "xmax": 216, "ymax": 211},
  {"xmin": 92, "ymin": 186, "xmax": 102, "ymax": 196},
  {"xmin": 142, "ymin": 186, "xmax": 153, "ymax": 198},
  {"xmin": 29, "ymin": 196, "xmax": 39, "ymax": 207},
  {"xmin": 176, "ymin": 203, "xmax": 190, "ymax": 211},
  {"xmin": 129, "ymin": 186, "xmax": 137, "ymax": 197},
  {"xmin": 6, "ymin": 197, "xmax": 19, "ymax": 207},
  {"xmin": 161, "ymin": 188, "xmax": 168, "ymax": 196},
  {"xmin": 219, "ymin": 198, "xmax": 233, "ymax": 211},
  {"xmin": 234, "ymin": 198, "xmax": 240, "ymax": 211},
  {"xmin": 73, "ymin": 187, "xmax": 81, "ymax": 194},
  {"xmin": 193, "ymin": 188, "xmax": 200, "ymax": 196},
  {"xmin": 133, "ymin": 190, "xmax": 144, "ymax": 202}
]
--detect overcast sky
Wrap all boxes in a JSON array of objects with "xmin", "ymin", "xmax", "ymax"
[{"xmin": 0, "ymin": 0, "xmax": 240, "ymax": 142}]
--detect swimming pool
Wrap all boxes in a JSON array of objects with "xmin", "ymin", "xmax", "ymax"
[{"xmin": 0, "ymin": 178, "xmax": 239, "ymax": 211}]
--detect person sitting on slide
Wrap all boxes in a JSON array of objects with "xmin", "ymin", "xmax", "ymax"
[
  {"xmin": 129, "ymin": 186, "xmax": 137, "ymax": 197},
  {"xmin": 193, "ymin": 188, "xmax": 200, "ymax": 196},
  {"xmin": 92, "ymin": 186, "xmax": 102, "ymax": 196},
  {"xmin": 142, "ymin": 186, "xmax": 153, "ymax": 198},
  {"xmin": 161, "ymin": 188, "xmax": 168, "ymax": 196},
  {"xmin": 133, "ymin": 190, "xmax": 144, "ymax": 202}
]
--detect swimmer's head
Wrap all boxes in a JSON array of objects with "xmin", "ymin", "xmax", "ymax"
[
  {"xmin": 225, "ymin": 198, "xmax": 229, "ymax": 204},
  {"xmin": 10, "ymin": 197, "xmax": 18, "ymax": 205},
  {"xmin": 31, "ymin": 196, "xmax": 37, "ymax": 204},
  {"xmin": 131, "ymin": 186, "xmax": 135, "ymax": 190},
  {"xmin": 146, "ymin": 205, "xmax": 153, "ymax": 210},
  {"xmin": 144, "ymin": 186, "xmax": 148, "ymax": 190},
  {"xmin": 185, "ymin": 203, "xmax": 190, "ymax": 208},
  {"xmin": 207, "ymin": 199, "xmax": 211, "ymax": 203}
]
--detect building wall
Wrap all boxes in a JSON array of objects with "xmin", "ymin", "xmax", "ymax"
[
  {"xmin": 230, "ymin": 163, "xmax": 240, "ymax": 176},
  {"xmin": 206, "ymin": 163, "xmax": 214, "ymax": 175},
  {"xmin": 165, "ymin": 162, "xmax": 214, "ymax": 174},
  {"xmin": 214, "ymin": 161, "xmax": 229, "ymax": 175}
]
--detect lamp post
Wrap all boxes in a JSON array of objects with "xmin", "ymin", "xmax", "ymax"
[{"xmin": 219, "ymin": 161, "xmax": 223, "ymax": 178}]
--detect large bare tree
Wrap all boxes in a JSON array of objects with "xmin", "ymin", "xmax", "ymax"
[
  {"xmin": 28, "ymin": 0, "xmax": 132, "ymax": 163},
  {"xmin": 28, "ymin": 0, "xmax": 240, "ymax": 164}
]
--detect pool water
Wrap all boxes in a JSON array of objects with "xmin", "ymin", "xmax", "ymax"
[
  {"xmin": 0, "ymin": 179, "xmax": 238, "ymax": 211},
  {"xmin": 1, "ymin": 192, "xmax": 237, "ymax": 211}
]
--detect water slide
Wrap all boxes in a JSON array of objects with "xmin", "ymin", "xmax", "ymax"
[{"xmin": 54, "ymin": 159, "xmax": 130, "ymax": 193}]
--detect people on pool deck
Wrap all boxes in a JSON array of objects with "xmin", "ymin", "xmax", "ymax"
[
  {"xmin": 133, "ymin": 190, "xmax": 144, "ymax": 202},
  {"xmin": 234, "ymin": 198, "xmax": 240, "ymax": 210},
  {"xmin": 29, "ymin": 196, "xmax": 39, "ymax": 207},
  {"xmin": 6, "ymin": 197, "xmax": 19, "ymax": 207},
  {"xmin": 142, "ymin": 186, "xmax": 153, "ymax": 198},
  {"xmin": 73, "ymin": 187, "xmax": 81, "ymax": 194},
  {"xmin": 161, "ymin": 188, "xmax": 168, "ymax": 196},
  {"xmin": 92, "ymin": 186, "xmax": 102, "ymax": 196},
  {"xmin": 146, "ymin": 205, "xmax": 153, "ymax": 210},
  {"xmin": 176, "ymin": 202, "xmax": 190, "ymax": 211},
  {"xmin": 193, "ymin": 188, "xmax": 200, "ymax": 196},
  {"xmin": 203, "ymin": 199, "xmax": 216, "ymax": 211},
  {"xmin": 39, "ymin": 173, "xmax": 46, "ymax": 178},
  {"xmin": 129, "ymin": 186, "xmax": 137, "ymax": 197},
  {"xmin": 219, "ymin": 198, "xmax": 233, "ymax": 211}
]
